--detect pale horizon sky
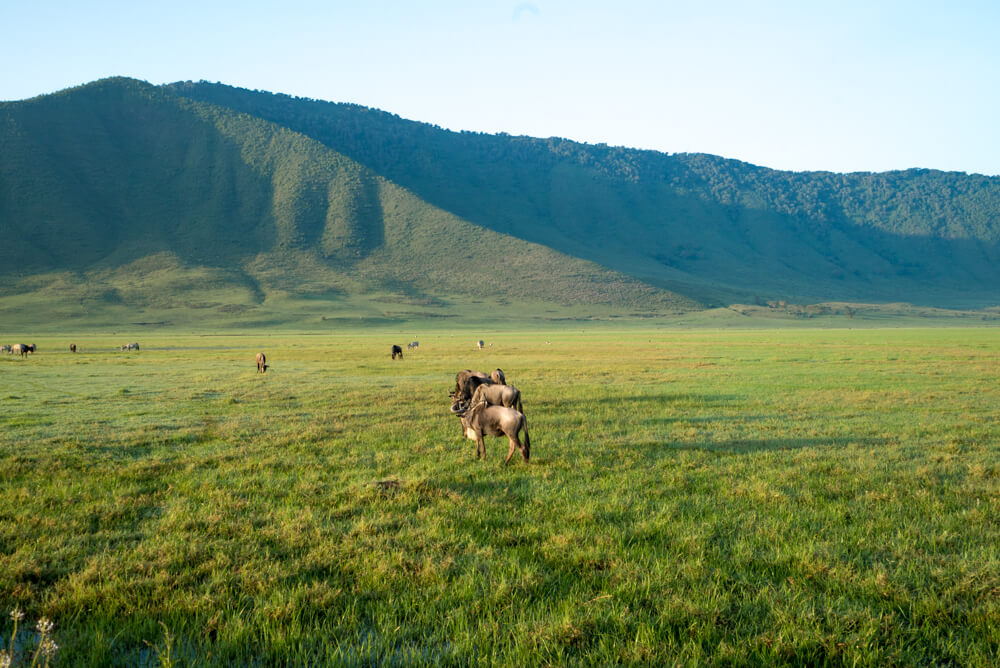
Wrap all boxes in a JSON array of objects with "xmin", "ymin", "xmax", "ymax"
[{"xmin": 3, "ymin": 1, "xmax": 998, "ymax": 175}]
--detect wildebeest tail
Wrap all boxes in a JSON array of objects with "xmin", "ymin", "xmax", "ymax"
[{"xmin": 521, "ymin": 415, "xmax": 530, "ymax": 462}]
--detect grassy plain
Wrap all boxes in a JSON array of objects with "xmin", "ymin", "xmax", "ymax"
[{"xmin": 1, "ymin": 327, "xmax": 998, "ymax": 665}]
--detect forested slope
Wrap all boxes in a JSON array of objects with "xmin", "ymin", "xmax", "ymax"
[
  {"xmin": 2, "ymin": 76, "xmax": 998, "ymax": 329},
  {"xmin": 170, "ymin": 81, "xmax": 1000, "ymax": 306}
]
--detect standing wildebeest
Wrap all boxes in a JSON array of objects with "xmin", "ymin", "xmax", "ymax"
[
  {"xmin": 407, "ymin": 341, "xmax": 420, "ymax": 350},
  {"xmin": 450, "ymin": 369, "xmax": 495, "ymax": 405},
  {"xmin": 452, "ymin": 399, "xmax": 530, "ymax": 464},
  {"xmin": 490, "ymin": 368, "xmax": 506, "ymax": 385},
  {"xmin": 468, "ymin": 382, "xmax": 523, "ymax": 414},
  {"xmin": 256, "ymin": 352, "xmax": 268, "ymax": 373},
  {"xmin": 70, "ymin": 344, "xmax": 77, "ymax": 353},
  {"xmin": 391, "ymin": 345, "xmax": 404, "ymax": 360},
  {"xmin": 476, "ymin": 340, "xmax": 485, "ymax": 350}
]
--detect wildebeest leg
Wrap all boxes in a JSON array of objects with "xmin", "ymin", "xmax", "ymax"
[{"xmin": 504, "ymin": 435, "xmax": 520, "ymax": 465}]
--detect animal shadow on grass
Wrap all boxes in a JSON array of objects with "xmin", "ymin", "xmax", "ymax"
[
  {"xmin": 442, "ymin": 477, "xmax": 533, "ymax": 501},
  {"xmin": 660, "ymin": 436, "xmax": 891, "ymax": 455},
  {"xmin": 542, "ymin": 392, "xmax": 743, "ymax": 413}
]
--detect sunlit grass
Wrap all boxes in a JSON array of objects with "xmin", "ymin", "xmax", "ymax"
[{"xmin": 1, "ymin": 328, "xmax": 998, "ymax": 665}]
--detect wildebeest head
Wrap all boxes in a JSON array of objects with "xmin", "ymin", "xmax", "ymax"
[
  {"xmin": 450, "ymin": 369, "xmax": 494, "ymax": 404},
  {"xmin": 452, "ymin": 398, "xmax": 492, "ymax": 437}
]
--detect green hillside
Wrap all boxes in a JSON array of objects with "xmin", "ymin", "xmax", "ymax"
[
  {"xmin": 171, "ymin": 80, "xmax": 1000, "ymax": 307},
  {"xmin": 1, "ymin": 77, "xmax": 998, "ymax": 330},
  {"xmin": 0, "ymin": 79, "xmax": 696, "ymax": 329}
]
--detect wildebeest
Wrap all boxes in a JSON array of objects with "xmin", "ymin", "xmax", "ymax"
[
  {"xmin": 11, "ymin": 344, "xmax": 28, "ymax": 357},
  {"xmin": 256, "ymin": 352, "xmax": 268, "ymax": 373},
  {"xmin": 391, "ymin": 345, "xmax": 403, "ymax": 360},
  {"xmin": 490, "ymin": 368, "xmax": 506, "ymax": 385},
  {"xmin": 476, "ymin": 340, "xmax": 485, "ymax": 350},
  {"xmin": 407, "ymin": 341, "xmax": 420, "ymax": 350},
  {"xmin": 450, "ymin": 369, "xmax": 494, "ymax": 404},
  {"xmin": 70, "ymin": 344, "xmax": 77, "ymax": 353},
  {"xmin": 468, "ymin": 382, "xmax": 523, "ymax": 414},
  {"xmin": 452, "ymin": 399, "xmax": 530, "ymax": 464}
]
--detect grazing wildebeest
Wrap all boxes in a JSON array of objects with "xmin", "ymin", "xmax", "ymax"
[
  {"xmin": 450, "ymin": 369, "xmax": 494, "ymax": 405},
  {"xmin": 70, "ymin": 344, "xmax": 77, "ymax": 353},
  {"xmin": 256, "ymin": 352, "xmax": 268, "ymax": 373},
  {"xmin": 407, "ymin": 341, "xmax": 419, "ymax": 350},
  {"xmin": 490, "ymin": 368, "xmax": 506, "ymax": 385},
  {"xmin": 391, "ymin": 345, "xmax": 403, "ymax": 360},
  {"xmin": 476, "ymin": 340, "xmax": 485, "ymax": 350},
  {"xmin": 468, "ymin": 382, "xmax": 523, "ymax": 414},
  {"xmin": 451, "ymin": 399, "xmax": 530, "ymax": 464},
  {"xmin": 11, "ymin": 344, "xmax": 28, "ymax": 357}
]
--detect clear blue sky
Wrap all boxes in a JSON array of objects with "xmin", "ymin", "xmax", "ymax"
[{"xmin": 3, "ymin": 1, "xmax": 998, "ymax": 175}]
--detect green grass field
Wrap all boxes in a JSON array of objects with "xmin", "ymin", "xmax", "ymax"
[{"xmin": 1, "ymin": 328, "xmax": 998, "ymax": 666}]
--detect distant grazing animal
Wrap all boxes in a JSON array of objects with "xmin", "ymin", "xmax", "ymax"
[
  {"xmin": 467, "ymin": 382, "xmax": 523, "ymax": 414},
  {"xmin": 490, "ymin": 368, "xmax": 506, "ymax": 385},
  {"xmin": 451, "ymin": 399, "xmax": 530, "ymax": 464},
  {"xmin": 121, "ymin": 342, "xmax": 139, "ymax": 352},
  {"xmin": 450, "ymin": 369, "xmax": 494, "ymax": 405},
  {"xmin": 70, "ymin": 344, "xmax": 76, "ymax": 353},
  {"xmin": 476, "ymin": 340, "xmax": 485, "ymax": 350},
  {"xmin": 407, "ymin": 341, "xmax": 420, "ymax": 350},
  {"xmin": 256, "ymin": 352, "xmax": 268, "ymax": 373},
  {"xmin": 11, "ymin": 344, "xmax": 28, "ymax": 357},
  {"xmin": 1, "ymin": 345, "xmax": 10, "ymax": 354},
  {"xmin": 391, "ymin": 345, "xmax": 404, "ymax": 360}
]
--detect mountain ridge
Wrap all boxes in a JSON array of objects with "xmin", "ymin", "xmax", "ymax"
[
  {"xmin": 0, "ymin": 78, "xmax": 697, "ymax": 328},
  {"xmin": 167, "ymin": 79, "xmax": 999, "ymax": 305},
  {"xmin": 1, "ymin": 77, "xmax": 997, "ymax": 329}
]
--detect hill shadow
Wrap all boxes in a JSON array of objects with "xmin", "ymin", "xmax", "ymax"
[{"xmin": 173, "ymin": 83, "xmax": 1000, "ymax": 307}]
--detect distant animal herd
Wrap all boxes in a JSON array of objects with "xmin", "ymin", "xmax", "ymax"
[
  {"xmin": 3, "ymin": 342, "xmax": 139, "ymax": 355},
  {"xmin": 2, "ymin": 343, "xmax": 36, "ymax": 356},
  {"xmin": 5, "ymin": 338, "xmax": 530, "ymax": 464}
]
